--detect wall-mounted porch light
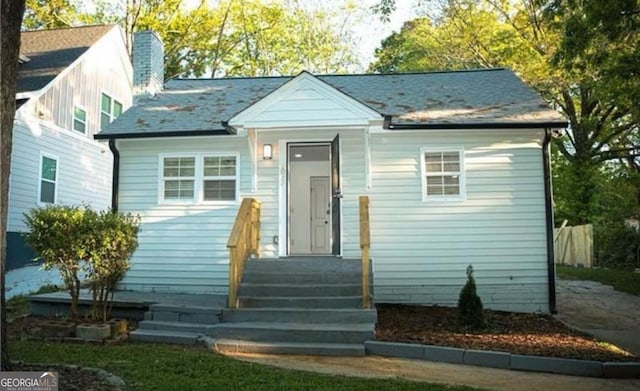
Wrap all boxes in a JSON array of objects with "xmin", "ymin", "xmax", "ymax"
[{"xmin": 263, "ymin": 144, "xmax": 273, "ymax": 160}]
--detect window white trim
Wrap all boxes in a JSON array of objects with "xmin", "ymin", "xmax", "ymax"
[
  {"xmin": 420, "ymin": 147, "xmax": 466, "ymax": 202},
  {"xmin": 72, "ymin": 104, "xmax": 87, "ymax": 134},
  {"xmin": 38, "ymin": 152, "xmax": 59, "ymax": 205},
  {"xmin": 100, "ymin": 91, "xmax": 123, "ymax": 129},
  {"xmin": 157, "ymin": 152, "xmax": 240, "ymax": 205}
]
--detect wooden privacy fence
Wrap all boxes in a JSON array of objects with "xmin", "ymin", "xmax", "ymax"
[
  {"xmin": 227, "ymin": 198, "xmax": 261, "ymax": 308},
  {"xmin": 554, "ymin": 224, "xmax": 593, "ymax": 268}
]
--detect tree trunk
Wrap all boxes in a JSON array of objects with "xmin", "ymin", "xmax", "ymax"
[{"xmin": 1, "ymin": 0, "xmax": 27, "ymax": 371}]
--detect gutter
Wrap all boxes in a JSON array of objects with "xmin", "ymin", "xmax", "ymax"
[
  {"xmin": 387, "ymin": 121, "xmax": 569, "ymax": 130},
  {"xmin": 108, "ymin": 139, "xmax": 120, "ymax": 211},
  {"xmin": 95, "ymin": 129, "xmax": 230, "ymax": 140},
  {"xmin": 542, "ymin": 129, "xmax": 556, "ymax": 313}
]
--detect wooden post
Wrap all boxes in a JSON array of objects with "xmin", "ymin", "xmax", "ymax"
[{"xmin": 359, "ymin": 196, "xmax": 371, "ymax": 309}]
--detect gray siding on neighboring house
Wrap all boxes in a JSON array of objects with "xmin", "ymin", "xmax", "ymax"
[
  {"xmin": 7, "ymin": 119, "xmax": 113, "ymax": 267},
  {"xmin": 6, "ymin": 25, "xmax": 131, "ymax": 270},
  {"xmin": 28, "ymin": 27, "xmax": 132, "ymax": 139},
  {"xmin": 369, "ymin": 130, "xmax": 549, "ymax": 312}
]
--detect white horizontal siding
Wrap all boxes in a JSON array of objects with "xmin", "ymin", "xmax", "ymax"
[
  {"xmin": 117, "ymin": 136, "xmax": 251, "ymax": 294},
  {"xmin": 369, "ymin": 130, "xmax": 550, "ymax": 313},
  {"xmin": 250, "ymin": 87, "xmax": 368, "ymax": 125},
  {"xmin": 8, "ymin": 119, "xmax": 113, "ymax": 232}
]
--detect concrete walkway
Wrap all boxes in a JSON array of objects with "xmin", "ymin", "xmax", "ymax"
[
  {"xmin": 231, "ymin": 353, "xmax": 640, "ymax": 391},
  {"xmin": 5, "ymin": 264, "xmax": 62, "ymax": 299},
  {"xmin": 555, "ymin": 278, "xmax": 640, "ymax": 356}
]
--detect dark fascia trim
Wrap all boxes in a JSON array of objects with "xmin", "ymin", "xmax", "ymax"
[
  {"xmin": 387, "ymin": 121, "xmax": 568, "ymax": 130},
  {"xmin": 94, "ymin": 128, "xmax": 232, "ymax": 140},
  {"xmin": 108, "ymin": 139, "xmax": 120, "ymax": 212},
  {"xmin": 542, "ymin": 128, "xmax": 557, "ymax": 314}
]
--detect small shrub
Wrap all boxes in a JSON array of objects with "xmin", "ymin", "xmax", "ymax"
[
  {"xmin": 85, "ymin": 210, "xmax": 140, "ymax": 322},
  {"xmin": 457, "ymin": 265, "xmax": 485, "ymax": 329},
  {"xmin": 24, "ymin": 205, "xmax": 92, "ymax": 320},
  {"xmin": 24, "ymin": 205, "xmax": 140, "ymax": 322}
]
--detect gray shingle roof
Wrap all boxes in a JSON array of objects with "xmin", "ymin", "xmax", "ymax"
[
  {"xmin": 98, "ymin": 68, "xmax": 566, "ymax": 138},
  {"xmin": 18, "ymin": 25, "xmax": 114, "ymax": 93}
]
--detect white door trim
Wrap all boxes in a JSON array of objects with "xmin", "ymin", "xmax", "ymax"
[{"xmin": 278, "ymin": 138, "xmax": 343, "ymax": 257}]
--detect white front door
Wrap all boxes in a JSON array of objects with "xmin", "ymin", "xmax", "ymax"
[{"xmin": 310, "ymin": 176, "xmax": 330, "ymax": 254}]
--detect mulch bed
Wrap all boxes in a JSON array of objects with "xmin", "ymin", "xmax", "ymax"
[{"xmin": 375, "ymin": 304, "xmax": 639, "ymax": 362}]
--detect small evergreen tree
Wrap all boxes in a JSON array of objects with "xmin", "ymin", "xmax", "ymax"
[{"xmin": 457, "ymin": 265, "xmax": 485, "ymax": 329}]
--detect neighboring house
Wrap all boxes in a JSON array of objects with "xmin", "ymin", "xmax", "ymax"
[
  {"xmin": 97, "ymin": 32, "xmax": 567, "ymax": 313},
  {"xmin": 7, "ymin": 25, "xmax": 133, "ymax": 270}
]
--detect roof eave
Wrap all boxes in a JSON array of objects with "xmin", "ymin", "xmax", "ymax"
[
  {"xmin": 387, "ymin": 120, "xmax": 568, "ymax": 130},
  {"xmin": 93, "ymin": 128, "xmax": 232, "ymax": 140}
]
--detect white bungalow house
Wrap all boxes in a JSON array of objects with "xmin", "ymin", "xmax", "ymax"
[
  {"xmin": 7, "ymin": 25, "xmax": 132, "ymax": 269},
  {"xmin": 97, "ymin": 32, "xmax": 567, "ymax": 314}
]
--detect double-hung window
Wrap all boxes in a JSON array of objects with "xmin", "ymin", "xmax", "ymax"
[
  {"xmin": 72, "ymin": 106, "xmax": 87, "ymax": 134},
  {"xmin": 160, "ymin": 154, "xmax": 238, "ymax": 204},
  {"xmin": 39, "ymin": 154, "xmax": 58, "ymax": 204},
  {"xmin": 421, "ymin": 148, "xmax": 465, "ymax": 201},
  {"xmin": 162, "ymin": 157, "xmax": 196, "ymax": 201},
  {"xmin": 203, "ymin": 156, "xmax": 237, "ymax": 201},
  {"xmin": 100, "ymin": 93, "xmax": 123, "ymax": 129}
]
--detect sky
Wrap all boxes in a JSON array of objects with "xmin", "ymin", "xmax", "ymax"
[{"xmin": 351, "ymin": 0, "xmax": 419, "ymax": 68}]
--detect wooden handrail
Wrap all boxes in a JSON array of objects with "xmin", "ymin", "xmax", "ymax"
[
  {"xmin": 359, "ymin": 195, "xmax": 371, "ymax": 308},
  {"xmin": 227, "ymin": 198, "xmax": 261, "ymax": 308}
]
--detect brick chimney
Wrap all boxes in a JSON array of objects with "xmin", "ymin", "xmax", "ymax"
[{"xmin": 132, "ymin": 30, "xmax": 164, "ymax": 96}]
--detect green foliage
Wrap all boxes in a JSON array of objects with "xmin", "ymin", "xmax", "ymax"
[
  {"xmin": 556, "ymin": 265, "xmax": 640, "ymax": 296},
  {"xmin": 84, "ymin": 210, "xmax": 140, "ymax": 322},
  {"xmin": 22, "ymin": 0, "xmax": 359, "ymax": 78},
  {"xmin": 23, "ymin": 206, "xmax": 140, "ymax": 321},
  {"xmin": 594, "ymin": 223, "xmax": 640, "ymax": 271},
  {"xmin": 10, "ymin": 341, "xmax": 483, "ymax": 391},
  {"xmin": 23, "ymin": 205, "xmax": 92, "ymax": 319},
  {"xmin": 457, "ymin": 265, "xmax": 485, "ymax": 329},
  {"xmin": 370, "ymin": 0, "xmax": 640, "ymax": 228}
]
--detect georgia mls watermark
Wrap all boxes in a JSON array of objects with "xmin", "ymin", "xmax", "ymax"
[{"xmin": 0, "ymin": 371, "xmax": 58, "ymax": 391}]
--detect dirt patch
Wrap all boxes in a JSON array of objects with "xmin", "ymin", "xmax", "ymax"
[{"xmin": 375, "ymin": 304, "xmax": 638, "ymax": 362}]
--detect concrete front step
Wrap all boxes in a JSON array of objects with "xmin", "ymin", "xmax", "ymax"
[
  {"xmin": 222, "ymin": 308, "xmax": 377, "ymax": 323},
  {"xmin": 238, "ymin": 283, "xmax": 361, "ymax": 297},
  {"xmin": 244, "ymin": 258, "xmax": 361, "ymax": 273},
  {"xmin": 238, "ymin": 296, "xmax": 362, "ymax": 308},
  {"xmin": 138, "ymin": 320, "xmax": 212, "ymax": 334},
  {"xmin": 207, "ymin": 322, "xmax": 374, "ymax": 344},
  {"xmin": 242, "ymin": 271, "xmax": 362, "ymax": 284},
  {"xmin": 130, "ymin": 329, "xmax": 202, "ymax": 345},
  {"xmin": 213, "ymin": 338, "xmax": 365, "ymax": 356},
  {"xmin": 145, "ymin": 304, "xmax": 221, "ymax": 324}
]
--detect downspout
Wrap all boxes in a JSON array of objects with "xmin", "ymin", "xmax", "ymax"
[
  {"xmin": 108, "ymin": 139, "xmax": 120, "ymax": 212},
  {"xmin": 542, "ymin": 129, "xmax": 556, "ymax": 313}
]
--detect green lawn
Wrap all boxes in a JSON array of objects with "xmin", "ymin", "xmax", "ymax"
[
  {"xmin": 556, "ymin": 265, "xmax": 640, "ymax": 295},
  {"xmin": 10, "ymin": 341, "xmax": 483, "ymax": 391}
]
